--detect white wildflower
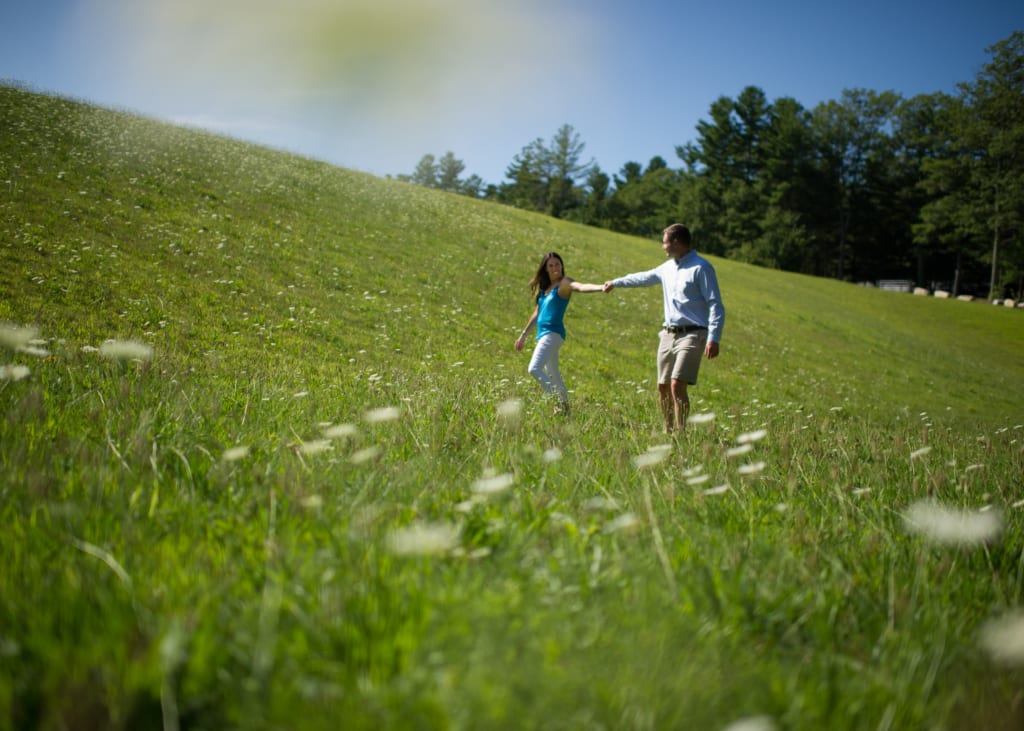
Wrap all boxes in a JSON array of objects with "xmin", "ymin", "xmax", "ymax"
[
  {"xmin": 633, "ymin": 452, "xmax": 665, "ymax": 469},
  {"xmin": 0, "ymin": 364, "xmax": 30, "ymax": 381},
  {"xmin": 583, "ymin": 496, "xmax": 620, "ymax": 512},
  {"xmin": 633, "ymin": 443, "xmax": 672, "ymax": 469},
  {"xmin": 686, "ymin": 474, "xmax": 711, "ymax": 486},
  {"xmin": 541, "ymin": 447, "xmax": 563, "ymax": 463},
  {"xmin": 722, "ymin": 716, "xmax": 777, "ymax": 731},
  {"xmin": 221, "ymin": 445, "xmax": 250, "ymax": 462},
  {"xmin": 496, "ymin": 399, "xmax": 523, "ymax": 425},
  {"xmin": 737, "ymin": 461, "xmax": 767, "ymax": 475},
  {"xmin": 603, "ymin": 512, "xmax": 641, "ymax": 534},
  {"xmin": 455, "ymin": 496, "xmax": 486, "ymax": 513},
  {"xmin": 99, "ymin": 339, "xmax": 153, "ymax": 362},
  {"xmin": 682, "ymin": 464, "xmax": 704, "ymax": 478},
  {"xmin": 902, "ymin": 500, "xmax": 1002, "ymax": 546},
  {"xmin": 703, "ymin": 484, "xmax": 730, "ymax": 496},
  {"xmin": 979, "ymin": 611, "xmax": 1024, "ymax": 666},
  {"xmin": 293, "ymin": 391, "xmax": 309, "ymax": 398},
  {"xmin": 350, "ymin": 446, "xmax": 381, "ymax": 464},
  {"xmin": 364, "ymin": 406, "xmax": 401, "ymax": 424},
  {"xmin": 298, "ymin": 439, "xmax": 333, "ymax": 456},
  {"xmin": 471, "ymin": 473, "xmax": 515, "ymax": 496},
  {"xmin": 736, "ymin": 429, "xmax": 768, "ymax": 444},
  {"xmin": 909, "ymin": 446, "xmax": 932, "ymax": 460},
  {"xmin": 687, "ymin": 411, "xmax": 716, "ymax": 425},
  {"xmin": 726, "ymin": 443, "xmax": 754, "ymax": 458},
  {"xmin": 322, "ymin": 423, "xmax": 358, "ymax": 439},
  {"xmin": 387, "ymin": 522, "xmax": 460, "ymax": 556},
  {"xmin": 0, "ymin": 323, "xmax": 38, "ymax": 350},
  {"xmin": 301, "ymin": 495, "xmax": 324, "ymax": 510}
]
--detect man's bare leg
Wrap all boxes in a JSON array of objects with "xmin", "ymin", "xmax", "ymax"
[
  {"xmin": 658, "ymin": 383, "xmax": 674, "ymax": 433},
  {"xmin": 671, "ymin": 379, "xmax": 689, "ymax": 433}
]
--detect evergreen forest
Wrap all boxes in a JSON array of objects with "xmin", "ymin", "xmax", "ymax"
[{"xmin": 405, "ymin": 31, "xmax": 1024, "ymax": 299}]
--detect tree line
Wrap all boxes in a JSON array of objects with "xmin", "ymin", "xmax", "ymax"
[{"xmin": 400, "ymin": 32, "xmax": 1023, "ymax": 299}]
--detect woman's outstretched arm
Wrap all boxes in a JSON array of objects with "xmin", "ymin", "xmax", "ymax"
[{"xmin": 568, "ymin": 279, "xmax": 603, "ymax": 294}]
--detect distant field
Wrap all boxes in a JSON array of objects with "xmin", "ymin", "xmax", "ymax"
[{"xmin": 2, "ymin": 84, "xmax": 1023, "ymax": 730}]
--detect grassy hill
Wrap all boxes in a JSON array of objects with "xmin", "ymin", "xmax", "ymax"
[{"xmin": 2, "ymin": 83, "xmax": 1023, "ymax": 730}]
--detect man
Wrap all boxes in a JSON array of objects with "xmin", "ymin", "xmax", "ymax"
[{"xmin": 603, "ymin": 223, "xmax": 725, "ymax": 434}]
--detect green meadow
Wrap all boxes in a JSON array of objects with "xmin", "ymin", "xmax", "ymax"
[{"xmin": 2, "ymin": 84, "xmax": 1023, "ymax": 730}]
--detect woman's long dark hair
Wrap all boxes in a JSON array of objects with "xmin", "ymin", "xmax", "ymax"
[{"xmin": 529, "ymin": 252, "xmax": 564, "ymax": 299}]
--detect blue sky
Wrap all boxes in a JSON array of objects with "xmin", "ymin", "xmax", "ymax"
[{"xmin": 3, "ymin": 0, "xmax": 1021, "ymax": 186}]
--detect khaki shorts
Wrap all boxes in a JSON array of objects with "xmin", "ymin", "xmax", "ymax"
[{"xmin": 657, "ymin": 328, "xmax": 708, "ymax": 385}]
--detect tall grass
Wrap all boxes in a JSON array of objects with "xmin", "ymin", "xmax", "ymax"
[{"xmin": 2, "ymin": 83, "xmax": 1023, "ymax": 730}]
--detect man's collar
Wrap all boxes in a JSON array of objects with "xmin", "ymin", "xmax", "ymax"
[{"xmin": 674, "ymin": 248, "xmax": 694, "ymax": 264}]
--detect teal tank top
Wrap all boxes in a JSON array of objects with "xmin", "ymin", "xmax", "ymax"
[{"xmin": 536, "ymin": 287, "xmax": 569, "ymax": 340}]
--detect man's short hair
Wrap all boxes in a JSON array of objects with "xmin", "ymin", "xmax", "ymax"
[{"xmin": 663, "ymin": 223, "xmax": 691, "ymax": 246}]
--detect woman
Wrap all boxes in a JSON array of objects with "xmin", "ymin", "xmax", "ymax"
[{"xmin": 514, "ymin": 252, "xmax": 602, "ymax": 413}]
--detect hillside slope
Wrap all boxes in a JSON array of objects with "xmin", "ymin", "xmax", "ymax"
[{"xmin": 2, "ymin": 84, "xmax": 1021, "ymax": 425}]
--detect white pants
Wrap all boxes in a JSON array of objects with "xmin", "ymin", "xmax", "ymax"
[{"xmin": 528, "ymin": 333, "xmax": 567, "ymax": 402}]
